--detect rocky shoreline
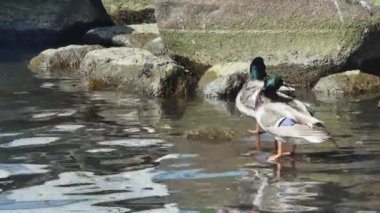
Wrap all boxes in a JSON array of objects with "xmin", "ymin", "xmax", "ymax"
[{"xmin": 6, "ymin": 0, "xmax": 380, "ymax": 99}]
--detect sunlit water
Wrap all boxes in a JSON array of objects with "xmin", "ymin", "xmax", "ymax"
[{"xmin": 0, "ymin": 48, "xmax": 379, "ymax": 212}]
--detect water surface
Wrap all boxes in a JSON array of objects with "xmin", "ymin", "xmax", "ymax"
[{"xmin": 0, "ymin": 48, "xmax": 379, "ymax": 212}]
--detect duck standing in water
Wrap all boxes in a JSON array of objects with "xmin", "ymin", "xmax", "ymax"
[
  {"xmin": 236, "ymin": 57, "xmax": 309, "ymax": 150},
  {"xmin": 236, "ymin": 57, "xmax": 268, "ymax": 135},
  {"xmin": 253, "ymin": 75, "xmax": 332, "ymax": 161}
]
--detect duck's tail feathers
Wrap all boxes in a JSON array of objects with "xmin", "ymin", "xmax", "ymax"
[{"xmin": 304, "ymin": 134, "xmax": 333, "ymax": 143}]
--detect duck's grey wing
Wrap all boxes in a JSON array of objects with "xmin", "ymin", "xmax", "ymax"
[
  {"xmin": 266, "ymin": 124, "xmax": 331, "ymax": 143},
  {"xmin": 258, "ymin": 103, "xmax": 322, "ymax": 127},
  {"xmin": 277, "ymin": 92, "xmax": 313, "ymax": 116},
  {"xmin": 256, "ymin": 105, "xmax": 287, "ymax": 128},
  {"xmin": 239, "ymin": 81, "xmax": 264, "ymax": 110}
]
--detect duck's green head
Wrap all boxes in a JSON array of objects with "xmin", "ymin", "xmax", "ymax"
[
  {"xmin": 250, "ymin": 57, "xmax": 266, "ymax": 81},
  {"xmin": 264, "ymin": 74, "xmax": 283, "ymax": 95}
]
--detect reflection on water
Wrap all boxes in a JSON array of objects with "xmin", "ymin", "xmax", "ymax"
[{"xmin": 0, "ymin": 51, "xmax": 379, "ymax": 212}]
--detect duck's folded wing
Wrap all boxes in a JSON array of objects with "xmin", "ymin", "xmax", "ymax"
[
  {"xmin": 276, "ymin": 92, "xmax": 313, "ymax": 116},
  {"xmin": 266, "ymin": 124, "xmax": 332, "ymax": 143},
  {"xmin": 239, "ymin": 81, "xmax": 264, "ymax": 110}
]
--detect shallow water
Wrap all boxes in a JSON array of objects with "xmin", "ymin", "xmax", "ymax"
[{"xmin": 0, "ymin": 49, "xmax": 379, "ymax": 212}]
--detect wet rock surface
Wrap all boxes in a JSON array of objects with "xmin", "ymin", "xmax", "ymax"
[
  {"xmin": 155, "ymin": 0, "xmax": 380, "ymax": 82},
  {"xmin": 79, "ymin": 47, "xmax": 196, "ymax": 97},
  {"xmin": 313, "ymin": 70, "xmax": 380, "ymax": 97},
  {"xmin": 28, "ymin": 45, "xmax": 104, "ymax": 73},
  {"xmin": 83, "ymin": 24, "xmax": 159, "ymax": 47},
  {"xmin": 101, "ymin": 0, "xmax": 155, "ymax": 24},
  {"xmin": 0, "ymin": 0, "xmax": 111, "ymax": 44}
]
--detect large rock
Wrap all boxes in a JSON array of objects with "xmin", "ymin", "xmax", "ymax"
[
  {"xmin": 155, "ymin": 0, "xmax": 380, "ymax": 84},
  {"xmin": 313, "ymin": 70, "xmax": 380, "ymax": 97},
  {"xmin": 83, "ymin": 24, "xmax": 159, "ymax": 47},
  {"xmin": 143, "ymin": 37, "xmax": 168, "ymax": 56},
  {"xmin": 0, "ymin": 0, "xmax": 111, "ymax": 44},
  {"xmin": 79, "ymin": 47, "xmax": 196, "ymax": 97},
  {"xmin": 101, "ymin": 0, "xmax": 155, "ymax": 24},
  {"xmin": 198, "ymin": 62, "xmax": 249, "ymax": 90},
  {"xmin": 198, "ymin": 62, "xmax": 249, "ymax": 99},
  {"xmin": 29, "ymin": 45, "xmax": 104, "ymax": 72},
  {"xmin": 203, "ymin": 73, "xmax": 248, "ymax": 100}
]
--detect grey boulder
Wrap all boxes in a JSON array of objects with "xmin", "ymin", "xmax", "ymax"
[
  {"xmin": 80, "ymin": 47, "xmax": 196, "ymax": 97},
  {"xmin": 29, "ymin": 45, "xmax": 104, "ymax": 72}
]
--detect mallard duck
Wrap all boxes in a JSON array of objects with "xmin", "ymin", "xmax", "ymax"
[
  {"xmin": 253, "ymin": 75, "xmax": 332, "ymax": 161},
  {"xmin": 236, "ymin": 57, "xmax": 307, "ymax": 150},
  {"xmin": 236, "ymin": 57, "xmax": 267, "ymax": 135}
]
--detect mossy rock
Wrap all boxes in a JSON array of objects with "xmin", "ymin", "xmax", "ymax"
[
  {"xmin": 101, "ymin": 0, "xmax": 155, "ymax": 24},
  {"xmin": 155, "ymin": 0, "xmax": 380, "ymax": 83},
  {"xmin": 185, "ymin": 127, "xmax": 243, "ymax": 142},
  {"xmin": 29, "ymin": 45, "xmax": 104, "ymax": 73},
  {"xmin": 313, "ymin": 70, "xmax": 380, "ymax": 97},
  {"xmin": 79, "ymin": 47, "xmax": 197, "ymax": 97}
]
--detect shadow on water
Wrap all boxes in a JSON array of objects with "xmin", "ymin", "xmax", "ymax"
[{"xmin": 0, "ymin": 48, "xmax": 379, "ymax": 212}]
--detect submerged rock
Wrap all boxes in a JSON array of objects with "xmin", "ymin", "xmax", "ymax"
[
  {"xmin": 29, "ymin": 45, "xmax": 104, "ymax": 72},
  {"xmin": 101, "ymin": 0, "xmax": 155, "ymax": 24},
  {"xmin": 185, "ymin": 127, "xmax": 242, "ymax": 141},
  {"xmin": 155, "ymin": 0, "xmax": 380, "ymax": 83},
  {"xmin": 0, "ymin": 0, "xmax": 111, "ymax": 44},
  {"xmin": 313, "ymin": 70, "xmax": 380, "ymax": 97},
  {"xmin": 80, "ymin": 47, "xmax": 196, "ymax": 97},
  {"xmin": 83, "ymin": 24, "xmax": 159, "ymax": 47},
  {"xmin": 199, "ymin": 62, "xmax": 249, "ymax": 99}
]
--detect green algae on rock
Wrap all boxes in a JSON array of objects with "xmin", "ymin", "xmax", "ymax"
[
  {"xmin": 79, "ymin": 47, "xmax": 196, "ymax": 97},
  {"xmin": 101, "ymin": 0, "xmax": 155, "ymax": 24},
  {"xmin": 29, "ymin": 45, "xmax": 104, "ymax": 73},
  {"xmin": 155, "ymin": 0, "xmax": 380, "ymax": 83}
]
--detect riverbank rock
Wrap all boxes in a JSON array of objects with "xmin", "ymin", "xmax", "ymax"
[
  {"xmin": 203, "ymin": 73, "xmax": 248, "ymax": 100},
  {"xmin": 80, "ymin": 47, "xmax": 196, "ymax": 97},
  {"xmin": 83, "ymin": 24, "xmax": 159, "ymax": 47},
  {"xmin": 198, "ymin": 62, "xmax": 249, "ymax": 99},
  {"xmin": 101, "ymin": 0, "xmax": 155, "ymax": 24},
  {"xmin": 143, "ymin": 38, "xmax": 168, "ymax": 56},
  {"xmin": 155, "ymin": 0, "xmax": 380, "ymax": 84},
  {"xmin": 29, "ymin": 45, "xmax": 104, "ymax": 72},
  {"xmin": 0, "ymin": 0, "xmax": 111, "ymax": 45},
  {"xmin": 313, "ymin": 70, "xmax": 380, "ymax": 97}
]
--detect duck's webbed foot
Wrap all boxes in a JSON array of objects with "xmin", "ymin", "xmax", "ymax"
[
  {"xmin": 282, "ymin": 145, "xmax": 297, "ymax": 158},
  {"xmin": 268, "ymin": 154, "xmax": 282, "ymax": 162}
]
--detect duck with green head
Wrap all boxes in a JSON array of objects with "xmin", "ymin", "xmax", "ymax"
[
  {"xmin": 236, "ymin": 57, "xmax": 268, "ymax": 135},
  {"xmin": 253, "ymin": 75, "xmax": 332, "ymax": 161},
  {"xmin": 236, "ymin": 57, "xmax": 300, "ymax": 149}
]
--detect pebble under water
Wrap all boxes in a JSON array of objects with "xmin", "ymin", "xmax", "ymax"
[{"xmin": 0, "ymin": 49, "xmax": 379, "ymax": 212}]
